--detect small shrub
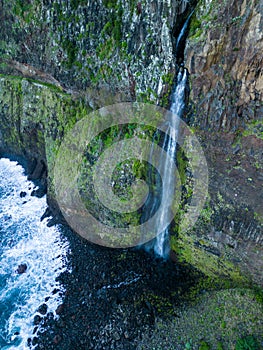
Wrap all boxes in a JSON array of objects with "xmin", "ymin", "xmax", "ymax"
[{"xmin": 235, "ymin": 335, "xmax": 259, "ymax": 350}]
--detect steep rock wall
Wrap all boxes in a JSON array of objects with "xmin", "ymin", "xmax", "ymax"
[
  {"xmin": 0, "ymin": 0, "xmax": 197, "ymax": 222},
  {"xmin": 170, "ymin": 0, "xmax": 263, "ymax": 285},
  {"xmin": 0, "ymin": 0, "xmax": 196, "ymax": 104},
  {"xmin": 0, "ymin": 75, "xmax": 89, "ymax": 213}
]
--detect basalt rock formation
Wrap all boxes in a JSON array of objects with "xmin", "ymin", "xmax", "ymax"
[{"xmin": 172, "ymin": 0, "xmax": 262, "ymax": 285}]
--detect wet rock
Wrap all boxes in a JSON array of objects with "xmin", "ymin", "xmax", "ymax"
[
  {"xmin": 52, "ymin": 288, "xmax": 60, "ymax": 295},
  {"xmin": 40, "ymin": 207, "xmax": 52, "ymax": 221},
  {"xmin": 16, "ymin": 263, "xmax": 27, "ymax": 274},
  {"xmin": 53, "ymin": 335, "xmax": 62, "ymax": 344},
  {"xmin": 32, "ymin": 337, "xmax": 38, "ymax": 346},
  {"xmin": 28, "ymin": 159, "xmax": 46, "ymax": 181},
  {"xmin": 55, "ymin": 304, "xmax": 64, "ymax": 315},
  {"xmin": 31, "ymin": 236, "xmax": 200, "ymax": 349},
  {"xmin": 31, "ymin": 188, "xmax": 46, "ymax": 198},
  {"xmin": 38, "ymin": 303, "xmax": 48, "ymax": 315},
  {"xmin": 34, "ymin": 315, "xmax": 43, "ymax": 325},
  {"xmin": 46, "ymin": 216, "xmax": 58, "ymax": 227}
]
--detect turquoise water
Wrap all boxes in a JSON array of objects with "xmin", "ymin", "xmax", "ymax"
[{"xmin": 0, "ymin": 158, "xmax": 70, "ymax": 349}]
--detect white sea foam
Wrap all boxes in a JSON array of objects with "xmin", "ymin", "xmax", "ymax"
[{"xmin": 0, "ymin": 158, "xmax": 71, "ymax": 349}]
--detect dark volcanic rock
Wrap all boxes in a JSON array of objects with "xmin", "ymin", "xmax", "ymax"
[
  {"xmin": 33, "ymin": 315, "xmax": 43, "ymax": 326},
  {"xmin": 32, "ymin": 225, "xmax": 201, "ymax": 350},
  {"xmin": 31, "ymin": 188, "xmax": 46, "ymax": 198},
  {"xmin": 16, "ymin": 263, "xmax": 27, "ymax": 274},
  {"xmin": 38, "ymin": 304, "xmax": 48, "ymax": 315},
  {"xmin": 170, "ymin": 0, "xmax": 263, "ymax": 285}
]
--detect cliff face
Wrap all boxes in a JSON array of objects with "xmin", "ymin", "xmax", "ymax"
[
  {"xmin": 0, "ymin": 0, "xmax": 262, "ymax": 284},
  {"xmin": 0, "ymin": 0, "xmax": 196, "ymax": 209},
  {"xmin": 171, "ymin": 0, "xmax": 262, "ymax": 284},
  {"xmin": 0, "ymin": 0, "xmax": 196, "ymax": 104},
  {"xmin": 0, "ymin": 75, "xmax": 90, "ymax": 213}
]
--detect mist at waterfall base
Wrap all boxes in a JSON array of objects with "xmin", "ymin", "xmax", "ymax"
[{"xmin": 0, "ymin": 158, "xmax": 70, "ymax": 349}]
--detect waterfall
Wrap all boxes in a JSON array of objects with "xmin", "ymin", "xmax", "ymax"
[
  {"xmin": 153, "ymin": 11, "xmax": 193, "ymax": 257},
  {"xmin": 154, "ymin": 67, "xmax": 188, "ymax": 258},
  {"xmin": 175, "ymin": 10, "xmax": 194, "ymax": 55},
  {"xmin": 176, "ymin": 10, "xmax": 194, "ymax": 63}
]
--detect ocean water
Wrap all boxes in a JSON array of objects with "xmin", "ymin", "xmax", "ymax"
[{"xmin": 0, "ymin": 158, "xmax": 70, "ymax": 349}]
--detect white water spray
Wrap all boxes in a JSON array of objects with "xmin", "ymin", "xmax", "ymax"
[{"xmin": 0, "ymin": 158, "xmax": 71, "ymax": 349}]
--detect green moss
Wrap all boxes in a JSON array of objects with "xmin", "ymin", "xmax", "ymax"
[
  {"xmin": 62, "ymin": 39, "xmax": 78, "ymax": 68},
  {"xmin": 170, "ymin": 228, "xmax": 247, "ymax": 284},
  {"xmin": 199, "ymin": 205, "xmax": 214, "ymax": 223},
  {"xmin": 189, "ymin": 14, "xmax": 202, "ymax": 38},
  {"xmin": 158, "ymin": 72, "xmax": 174, "ymax": 107},
  {"xmin": 132, "ymin": 159, "xmax": 147, "ymax": 178},
  {"xmin": 216, "ymin": 342, "xmax": 224, "ymax": 350},
  {"xmin": 137, "ymin": 292, "xmax": 175, "ymax": 316},
  {"xmin": 13, "ymin": 0, "xmax": 35, "ymax": 21},
  {"xmin": 190, "ymin": 28, "xmax": 203, "ymax": 40},
  {"xmin": 253, "ymin": 286, "xmax": 263, "ymax": 304},
  {"xmin": 101, "ymin": 21, "xmax": 114, "ymax": 38},
  {"xmin": 138, "ymin": 288, "xmax": 263, "ymax": 349},
  {"xmin": 138, "ymin": 92, "xmax": 152, "ymax": 104},
  {"xmin": 253, "ymin": 212, "xmax": 263, "ymax": 225},
  {"xmin": 242, "ymin": 120, "xmax": 263, "ymax": 140},
  {"xmin": 188, "ymin": 0, "xmax": 223, "ymax": 42},
  {"xmin": 97, "ymin": 39, "xmax": 113, "ymax": 60},
  {"xmin": 100, "ymin": 1, "xmax": 123, "ymax": 45},
  {"xmin": 161, "ymin": 72, "xmax": 174, "ymax": 85},
  {"xmin": 70, "ymin": 0, "xmax": 87, "ymax": 9},
  {"xmin": 199, "ymin": 341, "xmax": 211, "ymax": 350},
  {"xmin": 0, "ymin": 74, "xmax": 92, "ymax": 203},
  {"xmin": 102, "ymin": 0, "xmax": 118, "ymax": 9}
]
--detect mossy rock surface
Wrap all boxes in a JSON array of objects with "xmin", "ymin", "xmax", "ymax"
[{"xmin": 137, "ymin": 288, "xmax": 263, "ymax": 350}]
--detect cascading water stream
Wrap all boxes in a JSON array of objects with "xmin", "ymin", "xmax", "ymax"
[
  {"xmin": 153, "ymin": 68, "xmax": 188, "ymax": 257},
  {"xmin": 152, "ymin": 10, "xmax": 193, "ymax": 258},
  {"xmin": 175, "ymin": 10, "xmax": 194, "ymax": 61}
]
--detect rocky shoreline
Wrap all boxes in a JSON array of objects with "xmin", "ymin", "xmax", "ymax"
[
  {"xmin": 30, "ymin": 220, "xmax": 202, "ymax": 350},
  {"xmin": 29, "ymin": 218, "xmax": 263, "ymax": 350}
]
